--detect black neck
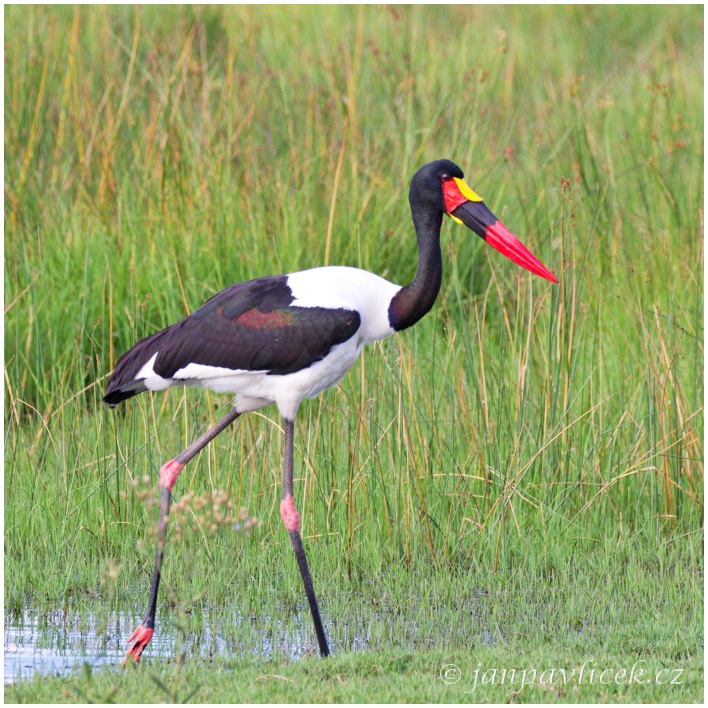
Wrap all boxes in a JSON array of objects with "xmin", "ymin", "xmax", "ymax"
[{"xmin": 388, "ymin": 202, "xmax": 443, "ymax": 332}]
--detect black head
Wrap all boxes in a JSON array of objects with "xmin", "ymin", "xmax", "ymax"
[
  {"xmin": 407, "ymin": 158, "xmax": 559, "ymax": 283},
  {"xmin": 409, "ymin": 159, "xmax": 465, "ymax": 211}
]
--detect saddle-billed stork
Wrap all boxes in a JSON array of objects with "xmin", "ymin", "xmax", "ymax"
[{"xmin": 105, "ymin": 159, "xmax": 557, "ymax": 662}]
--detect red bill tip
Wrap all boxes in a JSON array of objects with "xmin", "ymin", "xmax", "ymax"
[{"xmin": 485, "ymin": 220, "xmax": 558, "ymax": 283}]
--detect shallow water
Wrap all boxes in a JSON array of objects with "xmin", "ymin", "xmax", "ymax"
[
  {"xmin": 4, "ymin": 605, "xmax": 321, "ymax": 684},
  {"xmin": 5, "ymin": 590, "xmax": 493, "ymax": 684},
  {"xmin": 5, "ymin": 608, "xmax": 157, "ymax": 684}
]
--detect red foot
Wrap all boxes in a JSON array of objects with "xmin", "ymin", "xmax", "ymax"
[
  {"xmin": 160, "ymin": 459, "xmax": 184, "ymax": 490},
  {"xmin": 280, "ymin": 494, "xmax": 300, "ymax": 532},
  {"xmin": 123, "ymin": 624, "xmax": 154, "ymax": 665}
]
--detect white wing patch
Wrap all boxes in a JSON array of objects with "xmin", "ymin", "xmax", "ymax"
[
  {"xmin": 172, "ymin": 362, "xmax": 262, "ymax": 380},
  {"xmin": 134, "ymin": 352, "xmax": 171, "ymax": 391},
  {"xmin": 135, "ymin": 352, "xmax": 159, "ymax": 380},
  {"xmin": 135, "ymin": 352, "xmax": 261, "ymax": 385}
]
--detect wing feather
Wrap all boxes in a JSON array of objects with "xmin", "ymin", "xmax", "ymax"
[{"xmin": 104, "ymin": 275, "xmax": 361, "ymax": 405}]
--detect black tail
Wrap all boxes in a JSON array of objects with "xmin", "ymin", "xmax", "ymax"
[
  {"xmin": 103, "ymin": 379, "xmax": 149, "ymax": 408},
  {"xmin": 104, "ymin": 328, "xmax": 171, "ymax": 408}
]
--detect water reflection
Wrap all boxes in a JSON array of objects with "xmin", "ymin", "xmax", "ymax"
[
  {"xmin": 5, "ymin": 591, "xmax": 493, "ymax": 684},
  {"xmin": 4, "ymin": 606, "xmax": 316, "ymax": 684}
]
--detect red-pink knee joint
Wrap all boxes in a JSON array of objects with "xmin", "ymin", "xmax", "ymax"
[
  {"xmin": 160, "ymin": 459, "xmax": 184, "ymax": 490},
  {"xmin": 280, "ymin": 495, "xmax": 300, "ymax": 533}
]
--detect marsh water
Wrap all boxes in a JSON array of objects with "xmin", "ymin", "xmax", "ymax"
[
  {"xmin": 4, "ymin": 604, "xmax": 322, "ymax": 684},
  {"xmin": 5, "ymin": 592, "xmax": 494, "ymax": 684}
]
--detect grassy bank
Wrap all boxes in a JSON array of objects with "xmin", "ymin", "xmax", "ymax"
[
  {"xmin": 6, "ymin": 643, "xmax": 704, "ymax": 703},
  {"xmin": 4, "ymin": 4, "xmax": 703, "ymax": 702}
]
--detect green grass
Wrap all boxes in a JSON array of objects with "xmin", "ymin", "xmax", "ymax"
[
  {"xmin": 4, "ymin": 4, "xmax": 703, "ymax": 703},
  {"xmin": 6, "ymin": 644, "xmax": 704, "ymax": 703}
]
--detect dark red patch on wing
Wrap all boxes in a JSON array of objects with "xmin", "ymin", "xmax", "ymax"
[{"xmin": 236, "ymin": 309, "xmax": 296, "ymax": 328}]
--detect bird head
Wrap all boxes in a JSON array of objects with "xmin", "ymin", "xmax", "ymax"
[{"xmin": 411, "ymin": 159, "xmax": 558, "ymax": 283}]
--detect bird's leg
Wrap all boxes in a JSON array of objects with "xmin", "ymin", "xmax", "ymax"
[
  {"xmin": 280, "ymin": 418, "xmax": 330, "ymax": 657},
  {"xmin": 125, "ymin": 406, "xmax": 242, "ymax": 664}
]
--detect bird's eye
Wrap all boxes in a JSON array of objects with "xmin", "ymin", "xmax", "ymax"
[{"xmin": 441, "ymin": 173, "xmax": 450, "ymax": 181}]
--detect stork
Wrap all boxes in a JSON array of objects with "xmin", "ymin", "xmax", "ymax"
[{"xmin": 104, "ymin": 159, "xmax": 557, "ymax": 662}]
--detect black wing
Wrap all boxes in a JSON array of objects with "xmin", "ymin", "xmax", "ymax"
[{"xmin": 104, "ymin": 275, "xmax": 361, "ymax": 406}]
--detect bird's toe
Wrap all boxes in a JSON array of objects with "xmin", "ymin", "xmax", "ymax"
[{"xmin": 123, "ymin": 624, "xmax": 154, "ymax": 665}]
